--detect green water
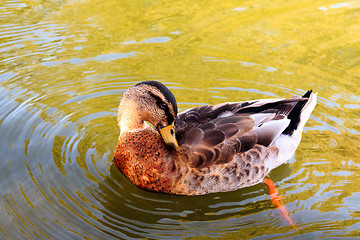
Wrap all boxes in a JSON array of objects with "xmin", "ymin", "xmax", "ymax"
[{"xmin": 1, "ymin": 0, "xmax": 360, "ymax": 239}]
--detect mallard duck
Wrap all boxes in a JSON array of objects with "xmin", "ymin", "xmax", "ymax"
[{"xmin": 113, "ymin": 81, "xmax": 317, "ymax": 195}]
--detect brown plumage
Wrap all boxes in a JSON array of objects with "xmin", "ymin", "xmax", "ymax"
[{"xmin": 113, "ymin": 81, "xmax": 317, "ymax": 195}]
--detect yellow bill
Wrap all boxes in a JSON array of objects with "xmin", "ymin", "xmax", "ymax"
[{"xmin": 158, "ymin": 122, "xmax": 179, "ymax": 150}]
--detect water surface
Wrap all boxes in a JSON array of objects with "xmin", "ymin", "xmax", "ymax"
[{"xmin": 1, "ymin": 0, "xmax": 360, "ymax": 239}]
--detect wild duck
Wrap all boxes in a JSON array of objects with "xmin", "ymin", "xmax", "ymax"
[{"xmin": 113, "ymin": 81, "xmax": 317, "ymax": 195}]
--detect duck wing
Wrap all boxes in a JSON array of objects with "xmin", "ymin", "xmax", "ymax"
[{"xmin": 175, "ymin": 91, "xmax": 311, "ymax": 168}]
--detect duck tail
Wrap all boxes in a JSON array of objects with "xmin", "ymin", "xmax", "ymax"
[{"xmin": 283, "ymin": 90, "xmax": 317, "ymax": 135}]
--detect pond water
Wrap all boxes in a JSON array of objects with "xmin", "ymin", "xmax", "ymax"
[{"xmin": 1, "ymin": 0, "xmax": 360, "ymax": 239}]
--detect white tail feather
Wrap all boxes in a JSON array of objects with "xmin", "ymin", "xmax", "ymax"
[{"xmin": 265, "ymin": 92, "xmax": 317, "ymax": 170}]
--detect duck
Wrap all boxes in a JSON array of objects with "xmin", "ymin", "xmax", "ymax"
[{"xmin": 113, "ymin": 81, "xmax": 317, "ymax": 195}]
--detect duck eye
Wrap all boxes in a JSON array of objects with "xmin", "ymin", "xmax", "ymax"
[{"xmin": 159, "ymin": 102, "xmax": 167, "ymax": 110}]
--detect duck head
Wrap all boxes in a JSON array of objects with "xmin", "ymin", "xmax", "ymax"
[{"xmin": 117, "ymin": 81, "xmax": 179, "ymax": 150}]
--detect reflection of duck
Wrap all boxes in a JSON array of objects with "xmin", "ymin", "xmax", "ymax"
[{"xmin": 113, "ymin": 81, "xmax": 317, "ymax": 195}]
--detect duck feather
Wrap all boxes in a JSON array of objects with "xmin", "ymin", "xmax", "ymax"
[{"xmin": 175, "ymin": 97, "xmax": 308, "ymax": 169}]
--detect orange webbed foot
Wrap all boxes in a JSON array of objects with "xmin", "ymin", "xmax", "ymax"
[{"xmin": 264, "ymin": 178, "xmax": 298, "ymax": 230}]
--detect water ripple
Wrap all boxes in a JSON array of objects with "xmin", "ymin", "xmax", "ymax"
[{"xmin": 1, "ymin": 0, "xmax": 360, "ymax": 238}]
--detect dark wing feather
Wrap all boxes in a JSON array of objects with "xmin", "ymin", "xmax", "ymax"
[
  {"xmin": 182, "ymin": 128, "xmax": 203, "ymax": 146},
  {"xmin": 175, "ymin": 96, "xmax": 308, "ymax": 169},
  {"xmin": 238, "ymin": 132, "xmax": 258, "ymax": 152},
  {"xmin": 202, "ymin": 129, "xmax": 226, "ymax": 146},
  {"xmin": 199, "ymin": 122, "xmax": 215, "ymax": 131},
  {"xmin": 176, "ymin": 105, "xmax": 255, "ymax": 168},
  {"xmin": 216, "ymin": 123, "xmax": 239, "ymax": 138},
  {"xmin": 235, "ymin": 98, "xmax": 307, "ymax": 116}
]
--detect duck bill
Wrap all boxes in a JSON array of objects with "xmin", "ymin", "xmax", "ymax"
[{"xmin": 158, "ymin": 123, "xmax": 179, "ymax": 150}]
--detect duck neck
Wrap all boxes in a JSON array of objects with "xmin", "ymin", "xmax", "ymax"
[{"xmin": 117, "ymin": 97, "xmax": 146, "ymax": 133}]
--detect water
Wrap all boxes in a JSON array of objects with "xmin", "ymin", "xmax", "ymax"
[{"xmin": 1, "ymin": 0, "xmax": 360, "ymax": 239}]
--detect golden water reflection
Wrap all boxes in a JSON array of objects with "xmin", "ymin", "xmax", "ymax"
[{"xmin": 1, "ymin": 0, "xmax": 360, "ymax": 239}]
